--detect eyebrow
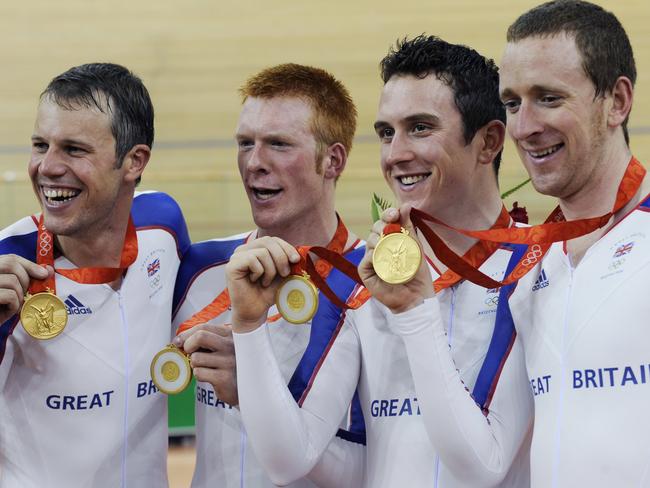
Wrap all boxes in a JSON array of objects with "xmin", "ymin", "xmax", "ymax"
[
  {"xmin": 31, "ymin": 135, "xmax": 93, "ymax": 148},
  {"xmin": 499, "ymin": 88, "xmax": 517, "ymax": 100},
  {"xmin": 374, "ymin": 113, "xmax": 440, "ymax": 131},
  {"xmin": 500, "ymin": 84, "xmax": 564, "ymax": 99}
]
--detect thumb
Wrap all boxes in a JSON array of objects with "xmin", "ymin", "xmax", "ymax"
[{"xmin": 398, "ymin": 204, "xmax": 417, "ymax": 235}]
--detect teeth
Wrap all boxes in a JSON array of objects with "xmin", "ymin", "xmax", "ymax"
[
  {"xmin": 43, "ymin": 188, "xmax": 79, "ymax": 203},
  {"xmin": 530, "ymin": 145, "xmax": 561, "ymax": 158},
  {"xmin": 253, "ymin": 188, "xmax": 280, "ymax": 201},
  {"xmin": 399, "ymin": 175, "xmax": 427, "ymax": 185}
]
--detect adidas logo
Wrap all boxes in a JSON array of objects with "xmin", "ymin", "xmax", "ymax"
[
  {"xmin": 64, "ymin": 295, "xmax": 93, "ymax": 315},
  {"xmin": 532, "ymin": 269, "xmax": 549, "ymax": 291}
]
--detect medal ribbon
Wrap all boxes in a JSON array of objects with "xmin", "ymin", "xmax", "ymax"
[
  {"xmin": 30, "ymin": 215, "xmax": 138, "ymax": 295},
  {"xmin": 290, "ymin": 245, "xmax": 363, "ymax": 311},
  {"xmin": 347, "ymin": 205, "xmax": 513, "ymax": 308},
  {"xmin": 411, "ymin": 156, "xmax": 645, "ymax": 289},
  {"xmin": 176, "ymin": 216, "xmax": 353, "ymax": 335}
]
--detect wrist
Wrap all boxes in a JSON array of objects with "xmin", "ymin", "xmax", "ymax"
[
  {"xmin": 387, "ymin": 297, "xmax": 425, "ymax": 315},
  {"xmin": 231, "ymin": 314, "xmax": 266, "ymax": 334}
]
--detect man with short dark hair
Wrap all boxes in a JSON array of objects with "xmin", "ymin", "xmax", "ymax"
[
  {"xmin": 357, "ymin": 3, "xmax": 648, "ymax": 487},
  {"xmin": 172, "ymin": 63, "xmax": 365, "ymax": 488},
  {"xmin": 0, "ymin": 63, "xmax": 189, "ymax": 487},
  {"xmin": 498, "ymin": 1, "xmax": 649, "ymax": 485},
  {"xmin": 228, "ymin": 36, "xmax": 533, "ymax": 487}
]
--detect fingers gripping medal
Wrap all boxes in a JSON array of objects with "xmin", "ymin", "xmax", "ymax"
[
  {"xmin": 150, "ymin": 344, "xmax": 192, "ymax": 395},
  {"xmin": 21, "ymin": 221, "xmax": 68, "ymax": 339},
  {"xmin": 372, "ymin": 223, "xmax": 422, "ymax": 284},
  {"xmin": 151, "ymin": 288, "xmax": 232, "ymax": 395},
  {"xmin": 21, "ymin": 290, "xmax": 68, "ymax": 340},
  {"xmin": 21, "ymin": 216, "xmax": 139, "ymax": 340},
  {"xmin": 276, "ymin": 248, "xmax": 319, "ymax": 324}
]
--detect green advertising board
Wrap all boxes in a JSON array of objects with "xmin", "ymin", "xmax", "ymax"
[{"xmin": 169, "ymin": 378, "xmax": 196, "ymax": 436}]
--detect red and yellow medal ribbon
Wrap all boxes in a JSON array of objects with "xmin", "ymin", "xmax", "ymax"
[
  {"xmin": 175, "ymin": 215, "xmax": 357, "ymax": 335},
  {"xmin": 347, "ymin": 205, "xmax": 513, "ymax": 308},
  {"xmin": 29, "ymin": 215, "xmax": 139, "ymax": 295},
  {"xmin": 411, "ymin": 156, "xmax": 646, "ymax": 289}
]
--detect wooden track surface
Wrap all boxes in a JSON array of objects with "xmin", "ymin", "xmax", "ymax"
[
  {"xmin": 1, "ymin": 0, "xmax": 649, "ymax": 241},
  {"xmin": 0, "ymin": 1, "xmax": 648, "ymax": 486}
]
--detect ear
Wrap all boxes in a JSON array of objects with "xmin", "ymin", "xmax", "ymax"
[
  {"xmin": 607, "ymin": 76, "xmax": 634, "ymax": 129},
  {"xmin": 322, "ymin": 142, "xmax": 347, "ymax": 180},
  {"xmin": 476, "ymin": 120, "xmax": 505, "ymax": 166},
  {"xmin": 121, "ymin": 144, "xmax": 151, "ymax": 184}
]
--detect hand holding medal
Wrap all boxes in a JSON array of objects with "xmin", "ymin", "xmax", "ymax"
[
  {"xmin": 0, "ymin": 254, "xmax": 52, "ymax": 327},
  {"xmin": 15, "ymin": 216, "xmax": 138, "ymax": 340},
  {"xmin": 153, "ymin": 216, "xmax": 361, "ymax": 394},
  {"xmin": 362, "ymin": 205, "xmax": 433, "ymax": 314}
]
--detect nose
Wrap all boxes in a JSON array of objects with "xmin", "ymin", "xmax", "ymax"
[
  {"xmin": 509, "ymin": 101, "xmax": 544, "ymax": 142},
  {"xmin": 384, "ymin": 131, "xmax": 415, "ymax": 167},
  {"xmin": 36, "ymin": 147, "xmax": 67, "ymax": 178},
  {"xmin": 241, "ymin": 143, "xmax": 270, "ymax": 175}
]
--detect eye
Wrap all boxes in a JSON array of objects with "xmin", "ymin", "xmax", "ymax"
[
  {"xmin": 376, "ymin": 127, "xmax": 394, "ymax": 141},
  {"xmin": 32, "ymin": 142, "xmax": 48, "ymax": 153},
  {"xmin": 412, "ymin": 123, "xmax": 430, "ymax": 134},
  {"xmin": 237, "ymin": 139, "xmax": 254, "ymax": 150},
  {"xmin": 502, "ymin": 99, "xmax": 520, "ymax": 114},
  {"xmin": 540, "ymin": 94, "xmax": 561, "ymax": 106},
  {"xmin": 270, "ymin": 140, "xmax": 289, "ymax": 148},
  {"xmin": 66, "ymin": 146, "xmax": 86, "ymax": 155}
]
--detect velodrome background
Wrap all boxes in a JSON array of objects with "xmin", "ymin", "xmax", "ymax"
[{"xmin": 1, "ymin": 0, "xmax": 648, "ymax": 485}]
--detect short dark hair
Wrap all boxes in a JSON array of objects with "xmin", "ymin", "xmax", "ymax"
[
  {"xmin": 380, "ymin": 35, "xmax": 505, "ymax": 175},
  {"xmin": 41, "ymin": 63, "xmax": 154, "ymax": 172},
  {"xmin": 507, "ymin": 0, "xmax": 636, "ymax": 144}
]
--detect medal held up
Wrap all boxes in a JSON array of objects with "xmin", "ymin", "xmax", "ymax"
[
  {"xmin": 20, "ymin": 215, "xmax": 139, "ymax": 340},
  {"xmin": 372, "ymin": 224, "xmax": 422, "ymax": 285},
  {"xmin": 275, "ymin": 247, "xmax": 320, "ymax": 324},
  {"xmin": 369, "ymin": 195, "xmax": 422, "ymax": 286}
]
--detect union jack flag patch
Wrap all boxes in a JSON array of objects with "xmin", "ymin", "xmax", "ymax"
[
  {"xmin": 147, "ymin": 258, "xmax": 161, "ymax": 277},
  {"xmin": 613, "ymin": 242, "xmax": 634, "ymax": 258}
]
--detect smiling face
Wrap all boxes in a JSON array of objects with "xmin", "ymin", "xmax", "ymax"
[
  {"xmin": 499, "ymin": 34, "xmax": 610, "ymax": 199},
  {"xmin": 375, "ymin": 74, "xmax": 481, "ymax": 215},
  {"xmin": 236, "ymin": 96, "xmax": 330, "ymax": 234},
  {"xmin": 28, "ymin": 96, "xmax": 132, "ymax": 238}
]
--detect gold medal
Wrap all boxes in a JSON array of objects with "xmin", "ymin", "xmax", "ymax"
[
  {"xmin": 372, "ymin": 228, "xmax": 422, "ymax": 284},
  {"xmin": 20, "ymin": 291, "xmax": 68, "ymax": 340},
  {"xmin": 150, "ymin": 344, "xmax": 193, "ymax": 395},
  {"xmin": 276, "ymin": 274, "xmax": 319, "ymax": 324}
]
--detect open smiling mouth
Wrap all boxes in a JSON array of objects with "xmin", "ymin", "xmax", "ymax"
[
  {"xmin": 528, "ymin": 143, "xmax": 563, "ymax": 160},
  {"xmin": 42, "ymin": 187, "xmax": 81, "ymax": 206},
  {"xmin": 252, "ymin": 187, "xmax": 282, "ymax": 201},
  {"xmin": 397, "ymin": 174, "xmax": 431, "ymax": 186}
]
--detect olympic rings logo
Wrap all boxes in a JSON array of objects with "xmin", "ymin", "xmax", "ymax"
[
  {"xmin": 39, "ymin": 234, "xmax": 52, "ymax": 257},
  {"xmin": 522, "ymin": 244, "xmax": 543, "ymax": 267},
  {"xmin": 484, "ymin": 296, "xmax": 499, "ymax": 307}
]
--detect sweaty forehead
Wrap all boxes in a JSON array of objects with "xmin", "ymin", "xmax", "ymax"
[
  {"xmin": 237, "ymin": 96, "xmax": 314, "ymax": 136},
  {"xmin": 377, "ymin": 74, "xmax": 457, "ymax": 121},
  {"xmin": 35, "ymin": 97, "xmax": 113, "ymax": 140},
  {"xmin": 499, "ymin": 34, "xmax": 588, "ymax": 92}
]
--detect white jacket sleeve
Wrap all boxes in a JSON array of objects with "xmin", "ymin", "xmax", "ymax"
[
  {"xmin": 384, "ymin": 297, "xmax": 533, "ymax": 487},
  {"xmin": 234, "ymin": 318, "xmax": 362, "ymax": 486},
  {"xmin": 307, "ymin": 435, "xmax": 365, "ymax": 488}
]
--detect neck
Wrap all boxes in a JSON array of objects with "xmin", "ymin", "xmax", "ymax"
[
  {"xmin": 421, "ymin": 181, "xmax": 504, "ymax": 259},
  {"xmin": 257, "ymin": 194, "xmax": 351, "ymax": 249},
  {"xmin": 560, "ymin": 142, "xmax": 633, "ymax": 220},
  {"xmin": 57, "ymin": 199, "xmax": 133, "ymax": 269}
]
